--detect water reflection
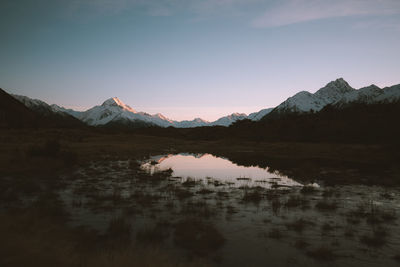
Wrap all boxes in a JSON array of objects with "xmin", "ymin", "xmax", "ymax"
[{"xmin": 141, "ymin": 153, "xmax": 303, "ymax": 188}]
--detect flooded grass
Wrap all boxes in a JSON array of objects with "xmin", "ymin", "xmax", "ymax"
[
  {"xmin": 359, "ymin": 228, "xmax": 388, "ymax": 248},
  {"xmin": 315, "ymin": 200, "xmax": 338, "ymax": 212},
  {"xmin": 36, "ymin": 156, "xmax": 400, "ymax": 265},
  {"xmin": 1, "ymin": 131, "xmax": 400, "ymax": 267},
  {"xmin": 306, "ymin": 246, "xmax": 337, "ymax": 261},
  {"xmin": 136, "ymin": 222, "xmax": 170, "ymax": 245},
  {"xmin": 286, "ymin": 218, "xmax": 316, "ymax": 233},
  {"xmin": 173, "ymin": 218, "xmax": 225, "ymax": 256},
  {"xmin": 267, "ymin": 228, "xmax": 284, "ymax": 239}
]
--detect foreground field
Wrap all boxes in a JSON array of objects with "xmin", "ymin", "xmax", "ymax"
[{"xmin": 0, "ymin": 129, "xmax": 399, "ymax": 266}]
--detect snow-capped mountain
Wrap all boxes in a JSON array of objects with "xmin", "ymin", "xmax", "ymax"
[
  {"xmin": 12, "ymin": 95, "xmax": 249, "ymax": 128},
  {"xmin": 9, "ymin": 93, "xmax": 84, "ymax": 127},
  {"xmin": 72, "ymin": 97, "xmax": 174, "ymax": 127},
  {"xmin": 209, "ymin": 113, "xmax": 247, "ymax": 126},
  {"xmin": 11, "ymin": 78, "xmax": 400, "ymax": 128},
  {"xmin": 274, "ymin": 78, "xmax": 355, "ymax": 113},
  {"xmin": 272, "ymin": 78, "xmax": 400, "ymax": 114},
  {"xmin": 248, "ymin": 108, "xmax": 273, "ymax": 121},
  {"xmin": 12, "ymin": 94, "xmax": 75, "ymax": 118},
  {"xmin": 174, "ymin": 118, "xmax": 210, "ymax": 128},
  {"xmin": 26, "ymin": 96, "xmax": 248, "ymax": 127},
  {"xmin": 375, "ymin": 84, "xmax": 400, "ymax": 102},
  {"xmin": 50, "ymin": 104, "xmax": 82, "ymax": 118}
]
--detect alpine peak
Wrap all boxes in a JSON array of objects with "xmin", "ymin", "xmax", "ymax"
[
  {"xmin": 323, "ymin": 78, "xmax": 353, "ymax": 92},
  {"xmin": 101, "ymin": 97, "xmax": 136, "ymax": 113}
]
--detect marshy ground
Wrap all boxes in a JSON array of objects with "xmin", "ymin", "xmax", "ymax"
[{"xmin": 0, "ymin": 129, "xmax": 399, "ymax": 266}]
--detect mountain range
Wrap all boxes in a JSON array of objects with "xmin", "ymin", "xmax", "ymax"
[
  {"xmin": 271, "ymin": 78, "xmax": 400, "ymax": 114},
  {"xmin": 6, "ymin": 78, "xmax": 400, "ymax": 128}
]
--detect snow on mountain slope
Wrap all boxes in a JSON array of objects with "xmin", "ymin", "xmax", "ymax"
[
  {"xmin": 12, "ymin": 95, "xmax": 48, "ymax": 109},
  {"xmin": 11, "ymin": 78, "xmax": 399, "ymax": 128},
  {"xmin": 275, "ymin": 78, "xmax": 356, "ymax": 113},
  {"xmin": 80, "ymin": 98, "xmax": 248, "ymax": 127},
  {"xmin": 101, "ymin": 97, "xmax": 137, "ymax": 113},
  {"xmin": 275, "ymin": 91, "xmax": 320, "ymax": 112},
  {"xmin": 148, "ymin": 113, "xmax": 175, "ymax": 127},
  {"xmin": 78, "ymin": 97, "xmax": 153, "ymax": 126},
  {"xmin": 375, "ymin": 84, "xmax": 400, "ymax": 102},
  {"xmin": 210, "ymin": 113, "xmax": 247, "ymax": 126},
  {"xmin": 273, "ymin": 78, "xmax": 400, "ymax": 114},
  {"xmin": 79, "ymin": 98, "xmax": 248, "ymax": 127},
  {"xmin": 248, "ymin": 108, "xmax": 273, "ymax": 121},
  {"xmin": 50, "ymin": 104, "xmax": 82, "ymax": 118},
  {"xmin": 314, "ymin": 78, "xmax": 355, "ymax": 104},
  {"xmin": 334, "ymin": 85, "xmax": 382, "ymax": 105},
  {"xmin": 12, "ymin": 94, "xmax": 72, "ymax": 117},
  {"xmin": 174, "ymin": 118, "xmax": 210, "ymax": 128},
  {"xmin": 11, "ymin": 95, "xmax": 247, "ymax": 127}
]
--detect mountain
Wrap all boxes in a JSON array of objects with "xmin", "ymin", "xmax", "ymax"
[
  {"xmin": 72, "ymin": 97, "xmax": 158, "ymax": 127},
  {"xmin": 248, "ymin": 108, "xmax": 273, "ymax": 121},
  {"xmin": 14, "ymin": 96, "xmax": 249, "ymax": 128},
  {"xmin": 269, "ymin": 78, "xmax": 400, "ymax": 116},
  {"xmin": 273, "ymin": 78, "xmax": 355, "ymax": 113},
  {"xmin": 79, "ymin": 98, "xmax": 249, "ymax": 127},
  {"xmin": 8, "ymin": 78, "xmax": 399, "ymax": 129},
  {"xmin": 50, "ymin": 104, "xmax": 83, "ymax": 118},
  {"xmin": 174, "ymin": 118, "xmax": 210, "ymax": 128},
  {"xmin": 210, "ymin": 113, "xmax": 247, "ymax": 126},
  {"xmin": 11, "ymin": 94, "xmax": 84, "ymax": 127},
  {"xmin": 377, "ymin": 84, "xmax": 400, "ymax": 102},
  {"xmin": 2, "ymin": 89, "xmax": 83, "ymax": 128},
  {"xmin": 0, "ymin": 89, "xmax": 39, "ymax": 128}
]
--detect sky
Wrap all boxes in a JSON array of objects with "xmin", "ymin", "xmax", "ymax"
[{"xmin": 1, "ymin": 0, "xmax": 399, "ymax": 121}]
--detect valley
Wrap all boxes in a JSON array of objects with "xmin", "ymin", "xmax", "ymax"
[{"xmin": 1, "ymin": 128, "xmax": 399, "ymax": 266}]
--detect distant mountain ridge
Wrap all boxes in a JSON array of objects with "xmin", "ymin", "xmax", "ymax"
[
  {"xmin": 8, "ymin": 78, "xmax": 400, "ymax": 128},
  {"xmin": 270, "ymin": 78, "xmax": 400, "ymax": 115},
  {"xmin": 11, "ymin": 95, "xmax": 263, "ymax": 128}
]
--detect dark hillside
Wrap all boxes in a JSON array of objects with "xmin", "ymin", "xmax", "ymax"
[
  {"xmin": 0, "ymin": 88, "xmax": 39, "ymax": 128},
  {"xmin": 133, "ymin": 101, "xmax": 400, "ymax": 144},
  {"xmin": 0, "ymin": 88, "xmax": 85, "ymax": 129}
]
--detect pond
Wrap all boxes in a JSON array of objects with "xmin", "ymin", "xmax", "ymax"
[
  {"xmin": 54, "ymin": 155, "xmax": 400, "ymax": 267},
  {"xmin": 141, "ymin": 153, "xmax": 305, "ymax": 188}
]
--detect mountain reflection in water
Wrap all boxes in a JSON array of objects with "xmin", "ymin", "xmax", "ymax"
[{"xmin": 141, "ymin": 153, "xmax": 303, "ymax": 188}]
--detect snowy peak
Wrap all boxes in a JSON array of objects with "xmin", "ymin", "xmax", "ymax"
[
  {"xmin": 231, "ymin": 112, "xmax": 247, "ymax": 117},
  {"xmin": 101, "ymin": 97, "xmax": 123, "ymax": 107},
  {"xmin": 315, "ymin": 78, "xmax": 354, "ymax": 98},
  {"xmin": 193, "ymin": 118, "xmax": 208, "ymax": 123},
  {"xmin": 275, "ymin": 78, "xmax": 355, "ymax": 113},
  {"xmin": 101, "ymin": 97, "xmax": 136, "ymax": 113},
  {"xmin": 11, "ymin": 78, "xmax": 399, "ymax": 129},
  {"xmin": 274, "ymin": 78, "xmax": 400, "ymax": 114},
  {"xmin": 321, "ymin": 78, "xmax": 353, "ymax": 93}
]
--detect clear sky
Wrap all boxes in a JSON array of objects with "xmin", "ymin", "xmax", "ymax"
[{"xmin": 1, "ymin": 0, "xmax": 399, "ymax": 121}]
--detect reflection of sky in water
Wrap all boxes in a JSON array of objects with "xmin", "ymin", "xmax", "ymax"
[{"xmin": 142, "ymin": 153, "xmax": 302, "ymax": 188}]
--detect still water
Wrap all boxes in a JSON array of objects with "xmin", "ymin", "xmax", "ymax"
[{"xmin": 141, "ymin": 153, "xmax": 303, "ymax": 188}]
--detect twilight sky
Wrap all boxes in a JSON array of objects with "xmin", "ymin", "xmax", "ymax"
[{"xmin": 1, "ymin": 0, "xmax": 400, "ymax": 121}]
